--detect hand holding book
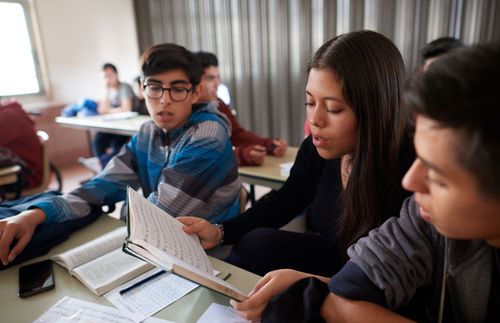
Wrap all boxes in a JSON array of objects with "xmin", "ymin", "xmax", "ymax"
[
  {"xmin": 177, "ymin": 217, "xmax": 223, "ymax": 250},
  {"xmin": 123, "ymin": 187, "xmax": 248, "ymax": 301}
]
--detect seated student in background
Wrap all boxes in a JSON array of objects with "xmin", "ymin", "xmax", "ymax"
[
  {"xmin": 0, "ymin": 43, "xmax": 241, "ymax": 266},
  {"xmin": 235, "ymin": 43, "xmax": 500, "ymax": 323},
  {"xmin": 420, "ymin": 36, "xmax": 464, "ymax": 71},
  {"xmin": 0, "ymin": 99, "xmax": 42, "ymax": 190},
  {"xmin": 180, "ymin": 31, "xmax": 415, "ymax": 277},
  {"xmin": 194, "ymin": 51, "xmax": 288, "ymax": 166},
  {"xmin": 93, "ymin": 63, "xmax": 135, "ymax": 169},
  {"xmin": 132, "ymin": 75, "xmax": 149, "ymax": 116}
]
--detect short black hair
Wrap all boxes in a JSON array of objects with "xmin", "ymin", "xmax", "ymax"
[
  {"xmin": 102, "ymin": 63, "xmax": 118, "ymax": 73},
  {"xmin": 421, "ymin": 37, "xmax": 464, "ymax": 61},
  {"xmin": 140, "ymin": 43, "xmax": 202, "ymax": 87},
  {"xmin": 195, "ymin": 51, "xmax": 219, "ymax": 69},
  {"xmin": 406, "ymin": 43, "xmax": 500, "ymax": 196}
]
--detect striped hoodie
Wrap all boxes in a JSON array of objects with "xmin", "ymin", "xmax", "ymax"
[{"xmin": 33, "ymin": 102, "xmax": 241, "ymax": 224}]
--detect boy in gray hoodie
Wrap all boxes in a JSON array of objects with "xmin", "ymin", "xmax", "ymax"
[{"xmin": 321, "ymin": 43, "xmax": 500, "ymax": 322}]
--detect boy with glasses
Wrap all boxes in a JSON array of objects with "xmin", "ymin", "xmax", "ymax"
[{"xmin": 0, "ymin": 44, "xmax": 241, "ymax": 267}]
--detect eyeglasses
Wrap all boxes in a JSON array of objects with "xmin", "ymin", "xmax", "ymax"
[{"xmin": 143, "ymin": 83, "xmax": 193, "ymax": 102}]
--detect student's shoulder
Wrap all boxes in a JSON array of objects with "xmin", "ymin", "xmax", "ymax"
[
  {"xmin": 137, "ymin": 119, "xmax": 156, "ymax": 132},
  {"xmin": 395, "ymin": 196, "xmax": 441, "ymax": 243},
  {"xmin": 132, "ymin": 120, "xmax": 158, "ymax": 142},
  {"xmin": 119, "ymin": 82, "xmax": 134, "ymax": 95},
  {"xmin": 189, "ymin": 104, "xmax": 231, "ymax": 140}
]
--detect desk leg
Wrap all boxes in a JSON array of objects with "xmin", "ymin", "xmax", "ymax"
[
  {"xmin": 86, "ymin": 130, "xmax": 93, "ymax": 155},
  {"xmin": 249, "ymin": 184, "xmax": 256, "ymax": 205}
]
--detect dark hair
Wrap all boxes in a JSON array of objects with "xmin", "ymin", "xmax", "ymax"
[
  {"xmin": 195, "ymin": 51, "xmax": 219, "ymax": 69},
  {"xmin": 308, "ymin": 30, "xmax": 414, "ymax": 254},
  {"xmin": 406, "ymin": 43, "xmax": 500, "ymax": 197},
  {"xmin": 421, "ymin": 37, "xmax": 464, "ymax": 61},
  {"xmin": 140, "ymin": 43, "xmax": 202, "ymax": 87},
  {"xmin": 102, "ymin": 63, "xmax": 118, "ymax": 73}
]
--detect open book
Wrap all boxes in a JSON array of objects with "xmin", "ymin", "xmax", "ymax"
[
  {"xmin": 51, "ymin": 226, "xmax": 154, "ymax": 296},
  {"xmin": 123, "ymin": 187, "xmax": 248, "ymax": 301}
]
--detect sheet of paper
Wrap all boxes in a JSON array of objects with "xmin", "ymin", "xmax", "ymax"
[
  {"xmin": 279, "ymin": 161, "xmax": 294, "ymax": 177},
  {"xmin": 105, "ymin": 268, "xmax": 198, "ymax": 322},
  {"xmin": 100, "ymin": 111, "xmax": 138, "ymax": 121},
  {"xmin": 34, "ymin": 296, "xmax": 174, "ymax": 323},
  {"xmin": 196, "ymin": 303, "xmax": 251, "ymax": 323}
]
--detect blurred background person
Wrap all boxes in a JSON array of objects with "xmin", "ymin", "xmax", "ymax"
[{"xmin": 420, "ymin": 36, "xmax": 464, "ymax": 71}]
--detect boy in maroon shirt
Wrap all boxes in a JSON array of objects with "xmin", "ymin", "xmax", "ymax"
[{"xmin": 195, "ymin": 51, "xmax": 287, "ymax": 166}]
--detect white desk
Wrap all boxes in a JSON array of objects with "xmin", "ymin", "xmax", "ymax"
[
  {"xmin": 56, "ymin": 115, "xmax": 151, "ymax": 136},
  {"xmin": 0, "ymin": 215, "xmax": 260, "ymax": 323},
  {"xmin": 238, "ymin": 147, "xmax": 298, "ymax": 190}
]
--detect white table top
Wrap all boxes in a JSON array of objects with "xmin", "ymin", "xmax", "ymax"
[{"xmin": 0, "ymin": 215, "xmax": 260, "ymax": 323}]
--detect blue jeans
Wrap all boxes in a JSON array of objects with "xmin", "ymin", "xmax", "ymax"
[{"xmin": 93, "ymin": 132, "xmax": 130, "ymax": 168}]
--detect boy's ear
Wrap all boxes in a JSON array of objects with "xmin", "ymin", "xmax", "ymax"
[{"xmin": 190, "ymin": 83, "xmax": 203, "ymax": 104}]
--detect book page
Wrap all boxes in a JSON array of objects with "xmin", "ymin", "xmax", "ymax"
[
  {"xmin": 127, "ymin": 188, "xmax": 213, "ymax": 275},
  {"xmin": 51, "ymin": 227, "xmax": 127, "ymax": 271},
  {"xmin": 72, "ymin": 248, "xmax": 153, "ymax": 296}
]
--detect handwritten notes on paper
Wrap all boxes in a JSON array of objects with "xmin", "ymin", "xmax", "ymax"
[
  {"xmin": 34, "ymin": 296, "xmax": 174, "ymax": 323},
  {"xmin": 105, "ymin": 268, "xmax": 198, "ymax": 322}
]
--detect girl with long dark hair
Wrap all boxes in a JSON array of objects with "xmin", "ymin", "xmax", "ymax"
[{"xmin": 180, "ymin": 30, "xmax": 414, "ymax": 279}]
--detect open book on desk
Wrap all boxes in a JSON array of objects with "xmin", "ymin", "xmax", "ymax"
[
  {"xmin": 51, "ymin": 226, "xmax": 154, "ymax": 296},
  {"xmin": 123, "ymin": 187, "xmax": 248, "ymax": 302}
]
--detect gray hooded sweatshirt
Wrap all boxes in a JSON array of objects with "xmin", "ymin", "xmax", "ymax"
[{"xmin": 341, "ymin": 196, "xmax": 494, "ymax": 322}]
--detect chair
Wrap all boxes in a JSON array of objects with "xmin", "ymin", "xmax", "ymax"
[
  {"xmin": 239, "ymin": 186, "xmax": 249, "ymax": 213},
  {"xmin": 0, "ymin": 165, "xmax": 22, "ymax": 200},
  {"xmin": 2, "ymin": 131, "xmax": 62, "ymax": 200},
  {"xmin": 20, "ymin": 131, "xmax": 62, "ymax": 196}
]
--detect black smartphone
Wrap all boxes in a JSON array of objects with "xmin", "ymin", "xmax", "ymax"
[{"xmin": 18, "ymin": 260, "xmax": 55, "ymax": 298}]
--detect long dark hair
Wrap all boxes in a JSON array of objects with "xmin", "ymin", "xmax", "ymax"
[{"xmin": 308, "ymin": 30, "xmax": 414, "ymax": 255}]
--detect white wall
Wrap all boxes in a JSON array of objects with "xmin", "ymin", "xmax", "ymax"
[{"xmin": 29, "ymin": 0, "xmax": 140, "ymax": 104}]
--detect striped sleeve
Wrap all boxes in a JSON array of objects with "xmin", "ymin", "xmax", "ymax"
[
  {"xmin": 32, "ymin": 141, "xmax": 141, "ymax": 223},
  {"xmin": 147, "ymin": 119, "xmax": 241, "ymax": 223}
]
